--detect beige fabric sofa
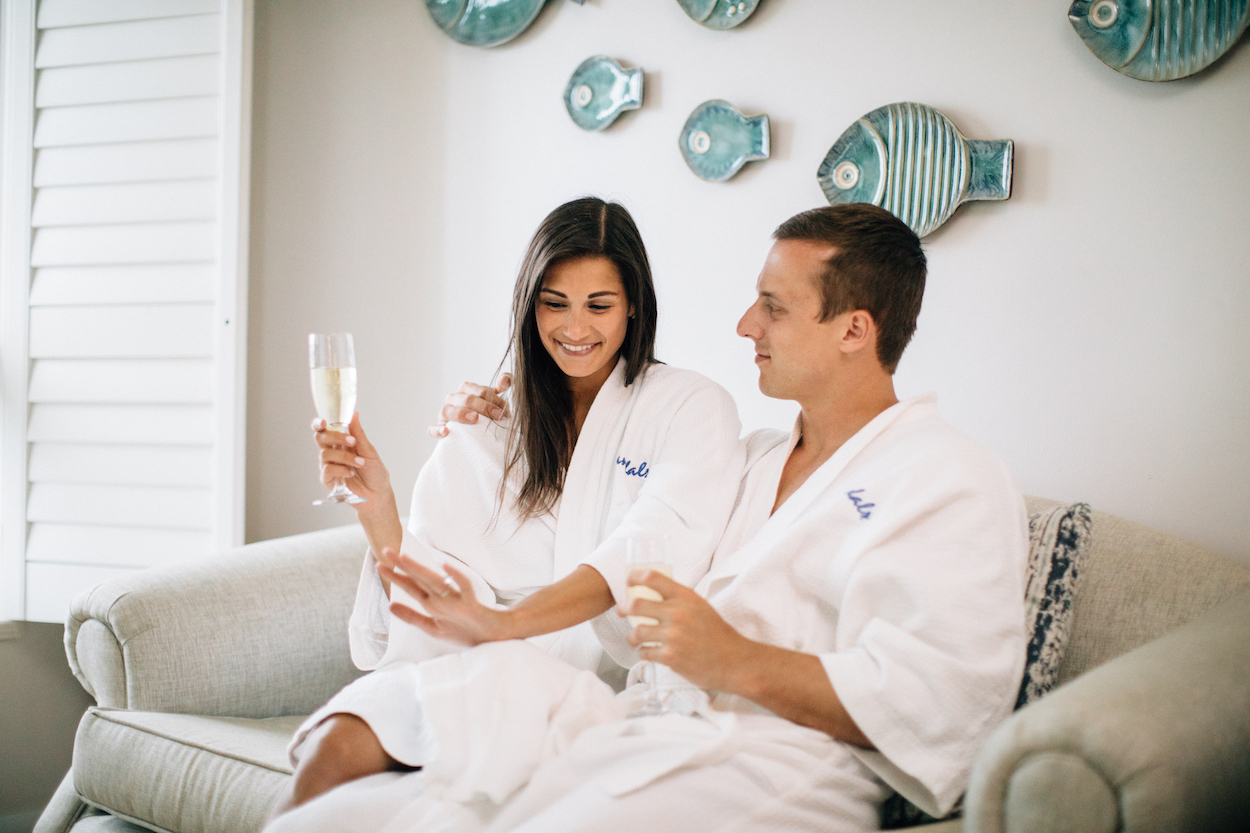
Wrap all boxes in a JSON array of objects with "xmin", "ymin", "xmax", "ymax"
[{"xmin": 35, "ymin": 498, "xmax": 1250, "ymax": 833}]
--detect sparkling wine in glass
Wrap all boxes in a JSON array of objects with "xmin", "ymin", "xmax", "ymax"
[
  {"xmin": 310, "ymin": 333, "xmax": 365, "ymax": 506},
  {"xmin": 626, "ymin": 535, "xmax": 672, "ymax": 717}
]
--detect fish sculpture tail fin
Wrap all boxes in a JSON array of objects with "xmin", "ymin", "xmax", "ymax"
[
  {"xmin": 966, "ymin": 139, "xmax": 1013, "ymax": 202},
  {"xmin": 623, "ymin": 68, "xmax": 643, "ymax": 109},
  {"xmin": 745, "ymin": 114, "xmax": 771, "ymax": 162}
]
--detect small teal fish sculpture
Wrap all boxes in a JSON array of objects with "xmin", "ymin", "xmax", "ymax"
[
  {"xmin": 677, "ymin": 0, "xmax": 762, "ymax": 30},
  {"xmin": 564, "ymin": 56, "xmax": 643, "ymax": 131},
  {"xmin": 816, "ymin": 102, "xmax": 1013, "ymax": 238},
  {"xmin": 425, "ymin": 0, "xmax": 580, "ymax": 48},
  {"xmin": 679, "ymin": 100, "xmax": 769, "ymax": 182},
  {"xmin": 1069, "ymin": 0, "xmax": 1249, "ymax": 81}
]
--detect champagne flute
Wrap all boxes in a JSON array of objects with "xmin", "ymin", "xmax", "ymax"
[
  {"xmin": 309, "ymin": 333, "xmax": 366, "ymax": 506},
  {"xmin": 625, "ymin": 535, "xmax": 672, "ymax": 717}
]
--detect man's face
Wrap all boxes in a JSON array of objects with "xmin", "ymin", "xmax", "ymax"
[{"xmin": 736, "ymin": 239, "xmax": 850, "ymax": 401}]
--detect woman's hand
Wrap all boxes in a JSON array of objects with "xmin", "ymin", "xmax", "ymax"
[
  {"xmin": 313, "ymin": 412, "xmax": 393, "ymax": 505},
  {"xmin": 380, "ymin": 549, "xmax": 513, "ymax": 646},
  {"xmin": 428, "ymin": 375, "xmax": 512, "ymax": 438}
]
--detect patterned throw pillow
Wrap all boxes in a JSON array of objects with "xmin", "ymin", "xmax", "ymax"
[{"xmin": 880, "ymin": 502, "xmax": 1094, "ymax": 829}]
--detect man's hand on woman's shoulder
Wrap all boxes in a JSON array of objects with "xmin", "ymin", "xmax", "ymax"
[{"xmin": 428, "ymin": 375, "xmax": 511, "ymax": 437}]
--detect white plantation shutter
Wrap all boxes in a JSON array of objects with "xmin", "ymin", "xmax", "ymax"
[{"xmin": 0, "ymin": 0, "xmax": 251, "ymax": 622}]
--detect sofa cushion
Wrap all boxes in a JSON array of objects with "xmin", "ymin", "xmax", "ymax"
[{"xmin": 73, "ymin": 708, "xmax": 302, "ymax": 833}]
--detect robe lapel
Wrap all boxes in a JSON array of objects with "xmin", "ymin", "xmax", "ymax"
[
  {"xmin": 552, "ymin": 359, "xmax": 632, "ymax": 579},
  {"xmin": 702, "ymin": 396, "xmax": 930, "ymax": 593}
]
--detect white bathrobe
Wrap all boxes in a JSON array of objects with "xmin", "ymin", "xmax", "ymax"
[
  {"xmin": 288, "ymin": 360, "xmax": 745, "ymax": 765},
  {"xmin": 271, "ymin": 394, "xmax": 1027, "ymax": 833}
]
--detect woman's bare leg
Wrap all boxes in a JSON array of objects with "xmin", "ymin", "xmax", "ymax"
[{"xmin": 269, "ymin": 714, "xmax": 416, "ymax": 822}]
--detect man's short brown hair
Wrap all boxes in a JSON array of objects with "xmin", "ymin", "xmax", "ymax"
[{"xmin": 774, "ymin": 204, "xmax": 926, "ymax": 374}]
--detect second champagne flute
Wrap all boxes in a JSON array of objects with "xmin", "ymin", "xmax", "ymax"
[
  {"xmin": 310, "ymin": 332, "xmax": 366, "ymax": 506},
  {"xmin": 625, "ymin": 535, "xmax": 672, "ymax": 717}
]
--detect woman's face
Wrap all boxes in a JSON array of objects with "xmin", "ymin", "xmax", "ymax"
[{"xmin": 534, "ymin": 256, "xmax": 632, "ymax": 389}]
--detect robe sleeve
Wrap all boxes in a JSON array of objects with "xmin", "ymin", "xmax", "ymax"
[
  {"xmin": 578, "ymin": 377, "xmax": 745, "ymax": 669},
  {"xmin": 578, "ymin": 377, "xmax": 745, "ymax": 605},
  {"xmin": 347, "ymin": 527, "xmax": 501, "ymax": 671},
  {"xmin": 818, "ymin": 452, "xmax": 1028, "ymax": 817}
]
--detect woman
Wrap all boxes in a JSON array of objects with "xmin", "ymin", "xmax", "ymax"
[{"xmin": 268, "ymin": 198, "xmax": 745, "ymax": 827}]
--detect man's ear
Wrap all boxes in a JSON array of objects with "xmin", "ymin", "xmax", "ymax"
[{"xmin": 839, "ymin": 310, "xmax": 876, "ymax": 355}]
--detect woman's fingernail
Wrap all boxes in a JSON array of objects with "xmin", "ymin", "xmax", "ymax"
[
  {"xmin": 354, "ymin": 457, "xmax": 366, "ymax": 466},
  {"xmin": 491, "ymin": 408, "xmax": 504, "ymax": 419},
  {"xmin": 346, "ymin": 436, "xmax": 356, "ymax": 446},
  {"xmin": 467, "ymin": 413, "xmax": 478, "ymax": 422}
]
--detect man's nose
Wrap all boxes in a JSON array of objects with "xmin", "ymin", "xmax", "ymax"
[{"xmin": 736, "ymin": 305, "xmax": 757, "ymax": 339}]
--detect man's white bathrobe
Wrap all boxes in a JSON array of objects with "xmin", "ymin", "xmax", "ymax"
[
  {"xmin": 287, "ymin": 360, "xmax": 745, "ymax": 766},
  {"xmin": 271, "ymin": 394, "xmax": 1027, "ymax": 833}
]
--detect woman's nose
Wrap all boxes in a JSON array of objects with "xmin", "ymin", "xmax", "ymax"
[{"xmin": 566, "ymin": 309, "xmax": 590, "ymax": 339}]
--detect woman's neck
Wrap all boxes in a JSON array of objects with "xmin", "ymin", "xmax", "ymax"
[{"xmin": 567, "ymin": 355, "xmax": 619, "ymax": 439}]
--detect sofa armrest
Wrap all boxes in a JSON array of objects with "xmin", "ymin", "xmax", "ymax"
[
  {"xmin": 963, "ymin": 592, "xmax": 1250, "ymax": 833},
  {"xmin": 65, "ymin": 524, "xmax": 368, "ymax": 718}
]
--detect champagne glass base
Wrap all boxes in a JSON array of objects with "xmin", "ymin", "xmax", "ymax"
[
  {"xmin": 312, "ymin": 493, "xmax": 366, "ymax": 506},
  {"xmin": 627, "ymin": 700, "xmax": 670, "ymax": 718}
]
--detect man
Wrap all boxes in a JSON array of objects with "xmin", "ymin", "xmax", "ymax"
[{"xmin": 274, "ymin": 204, "xmax": 1027, "ymax": 832}]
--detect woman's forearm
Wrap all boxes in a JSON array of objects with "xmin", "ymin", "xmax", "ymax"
[
  {"xmin": 355, "ymin": 489, "xmax": 404, "ymax": 598},
  {"xmin": 503, "ymin": 565, "xmax": 615, "ymax": 639}
]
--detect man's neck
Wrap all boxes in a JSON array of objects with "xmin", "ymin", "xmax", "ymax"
[{"xmin": 772, "ymin": 375, "xmax": 899, "ymax": 515}]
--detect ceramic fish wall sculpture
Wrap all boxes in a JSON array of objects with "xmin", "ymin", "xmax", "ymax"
[
  {"xmin": 426, "ymin": 0, "xmax": 579, "ymax": 48},
  {"xmin": 817, "ymin": 102, "xmax": 1013, "ymax": 238},
  {"xmin": 677, "ymin": 0, "xmax": 761, "ymax": 30},
  {"xmin": 564, "ymin": 56, "xmax": 643, "ymax": 131},
  {"xmin": 1069, "ymin": 0, "xmax": 1249, "ymax": 80},
  {"xmin": 679, "ymin": 100, "xmax": 770, "ymax": 182}
]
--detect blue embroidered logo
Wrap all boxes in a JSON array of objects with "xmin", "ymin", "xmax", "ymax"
[
  {"xmin": 847, "ymin": 489, "xmax": 874, "ymax": 520},
  {"xmin": 616, "ymin": 457, "xmax": 650, "ymax": 478}
]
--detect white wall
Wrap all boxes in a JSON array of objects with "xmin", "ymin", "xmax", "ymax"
[
  {"xmin": 247, "ymin": 0, "xmax": 447, "ymax": 541},
  {"xmin": 249, "ymin": 0, "xmax": 1250, "ymax": 561}
]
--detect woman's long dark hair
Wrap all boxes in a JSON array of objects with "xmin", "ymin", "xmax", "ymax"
[{"xmin": 501, "ymin": 197, "xmax": 658, "ymax": 520}]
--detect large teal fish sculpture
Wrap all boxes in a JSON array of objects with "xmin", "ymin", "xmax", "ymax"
[
  {"xmin": 677, "ymin": 0, "xmax": 762, "ymax": 30},
  {"xmin": 425, "ymin": 0, "xmax": 581, "ymax": 48},
  {"xmin": 679, "ymin": 100, "xmax": 770, "ymax": 182},
  {"xmin": 1069, "ymin": 0, "xmax": 1249, "ymax": 80},
  {"xmin": 817, "ymin": 102, "xmax": 1013, "ymax": 238}
]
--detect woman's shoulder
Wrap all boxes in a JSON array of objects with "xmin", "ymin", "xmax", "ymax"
[
  {"xmin": 635, "ymin": 362, "xmax": 733, "ymax": 400},
  {"xmin": 630, "ymin": 363, "xmax": 740, "ymax": 428}
]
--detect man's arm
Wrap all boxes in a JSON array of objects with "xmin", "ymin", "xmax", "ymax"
[{"xmin": 624, "ymin": 570, "xmax": 873, "ymax": 748}]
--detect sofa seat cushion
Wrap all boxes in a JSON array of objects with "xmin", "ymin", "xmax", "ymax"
[{"xmin": 73, "ymin": 708, "xmax": 302, "ymax": 833}]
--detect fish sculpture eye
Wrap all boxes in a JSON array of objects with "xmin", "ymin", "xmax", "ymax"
[
  {"xmin": 833, "ymin": 161, "xmax": 860, "ymax": 190},
  {"xmin": 1089, "ymin": 0, "xmax": 1119, "ymax": 28},
  {"xmin": 689, "ymin": 130, "xmax": 712, "ymax": 155}
]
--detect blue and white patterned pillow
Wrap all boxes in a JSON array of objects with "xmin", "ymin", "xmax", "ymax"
[{"xmin": 880, "ymin": 502, "xmax": 1093, "ymax": 829}]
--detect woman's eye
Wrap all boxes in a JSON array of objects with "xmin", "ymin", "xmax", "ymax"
[
  {"xmin": 590, "ymin": 304, "xmax": 612, "ymax": 312},
  {"xmin": 543, "ymin": 301, "xmax": 566, "ymax": 310}
]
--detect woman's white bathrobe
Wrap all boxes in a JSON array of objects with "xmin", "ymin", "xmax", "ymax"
[
  {"xmin": 271, "ymin": 394, "xmax": 1027, "ymax": 833},
  {"xmin": 288, "ymin": 360, "xmax": 745, "ymax": 765}
]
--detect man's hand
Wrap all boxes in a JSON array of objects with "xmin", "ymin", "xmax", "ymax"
[
  {"xmin": 621, "ymin": 571, "xmax": 874, "ymax": 748},
  {"xmin": 428, "ymin": 375, "xmax": 512, "ymax": 438},
  {"xmin": 380, "ymin": 548, "xmax": 512, "ymax": 645},
  {"xmin": 621, "ymin": 570, "xmax": 754, "ymax": 693}
]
